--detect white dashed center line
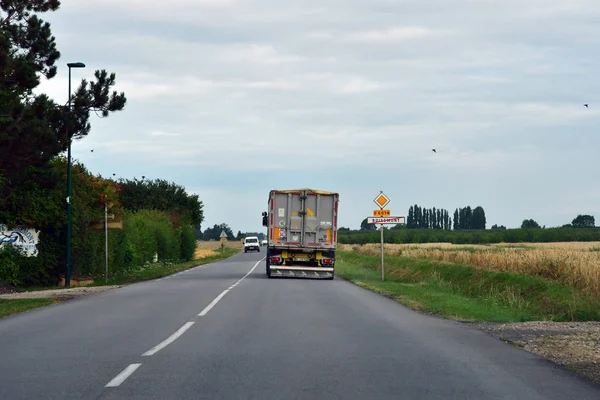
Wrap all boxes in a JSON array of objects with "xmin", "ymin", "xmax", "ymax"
[
  {"xmin": 106, "ymin": 258, "xmax": 264, "ymax": 389},
  {"xmin": 142, "ymin": 321, "xmax": 196, "ymax": 356},
  {"xmin": 198, "ymin": 258, "xmax": 263, "ymax": 317},
  {"xmin": 105, "ymin": 363, "xmax": 142, "ymax": 387}
]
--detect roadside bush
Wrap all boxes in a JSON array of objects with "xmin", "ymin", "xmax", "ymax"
[
  {"xmin": 0, "ymin": 246, "xmax": 22, "ymax": 286},
  {"xmin": 180, "ymin": 225, "xmax": 197, "ymax": 261},
  {"xmin": 124, "ymin": 209, "xmax": 179, "ymax": 264},
  {"xmin": 2, "ymin": 157, "xmax": 203, "ymax": 286}
]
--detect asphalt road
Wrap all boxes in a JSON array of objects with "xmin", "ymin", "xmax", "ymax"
[{"xmin": 1, "ymin": 250, "xmax": 599, "ymax": 399}]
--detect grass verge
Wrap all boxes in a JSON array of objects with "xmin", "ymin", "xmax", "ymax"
[
  {"xmin": 90, "ymin": 247, "xmax": 239, "ymax": 286},
  {"xmin": 336, "ymin": 251, "xmax": 600, "ymax": 322},
  {"xmin": 0, "ymin": 298, "xmax": 61, "ymax": 319}
]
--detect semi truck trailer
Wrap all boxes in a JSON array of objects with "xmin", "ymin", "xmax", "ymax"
[{"xmin": 262, "ymin": 188, "xmax": 339, "ymax": 279}]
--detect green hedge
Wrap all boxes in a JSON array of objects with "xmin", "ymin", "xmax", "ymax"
[
  {"xmin": 0, "ymin": 209, "xmax": 197, "ymax": 286},
  {"xmin": 339, "ymin": 227, "xmax": 600, "ymax": 245}
]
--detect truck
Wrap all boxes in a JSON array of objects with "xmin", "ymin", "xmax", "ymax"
[{"xmin": 261, "ymin": 188, "xmax": 339, "ymax": 279}]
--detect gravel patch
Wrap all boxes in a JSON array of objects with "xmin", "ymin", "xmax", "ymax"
[
  {"xmin": 468, "ymin": 321, "xmax": 600, "ymax": 383},
  {"xmin": 0, "ymin": 285, "xmax": 121, "ymax": 300}
]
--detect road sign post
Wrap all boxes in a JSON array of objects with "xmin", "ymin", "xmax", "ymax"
[
  {"xmin": 373, "ymin": 192, "xmax": 389, "ymax": 282},
  {"xmin": 220, "ymin": 230, "xmax": 228, "ymax": 252},
  {"xmin": 370, "ymin": 192, "xmax": 406, "ymax": 282},
  {"xmin": 380, "ymin": 224, "xmax": 384, "ymax": 282}
]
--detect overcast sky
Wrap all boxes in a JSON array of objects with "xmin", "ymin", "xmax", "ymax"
[{"xmin": 36, "ymin": 0, "xmax": 600, "ymax": 232}]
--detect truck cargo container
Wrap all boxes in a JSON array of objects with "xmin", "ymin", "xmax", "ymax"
[{"xmin": 261, "ymin": 188, "xmax": 339, "ymax": 279}]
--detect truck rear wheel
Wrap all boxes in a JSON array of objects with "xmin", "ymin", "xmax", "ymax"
[{"xmin": 266, "ymin": 257, "xmax": 272, "ymax": 278}]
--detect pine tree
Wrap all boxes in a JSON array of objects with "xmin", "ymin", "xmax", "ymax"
[{"xmin": 0, "ymin": 1, "xmax": 127, "ymax": 216}]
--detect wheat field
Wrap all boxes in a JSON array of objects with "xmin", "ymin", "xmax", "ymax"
[
  {"xmin": 340, "ymin": 242, "xmax": 600, "ymax": 294},
  {"xmin": 194, "ymin": 240, "xmax": 243, "ymax": 259}
]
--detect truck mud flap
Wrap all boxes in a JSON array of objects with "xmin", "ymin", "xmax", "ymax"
[{"xmin": 269, "ymin": 267, "xmax": 334, "ymax": 279}]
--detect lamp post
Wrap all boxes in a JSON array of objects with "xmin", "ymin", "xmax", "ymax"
[{"xmin": 65, "ymin": 62, "xmax": 85, "ymax": 288}]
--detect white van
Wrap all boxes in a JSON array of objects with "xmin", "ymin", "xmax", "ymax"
[{"xmin": 244, "ymin": 236, "xmax": 260, "ymax": 253}]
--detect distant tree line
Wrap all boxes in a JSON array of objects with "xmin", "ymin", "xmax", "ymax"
[
  {"xmin": 199, "ymin": 224, "xmax": 266, "ymax": 241},
  {"xmin": 407, "ymin": 205, "xmax": 451, "ymax": 229},
  {"xmin": 359, "ymin": 204, "xmax": 486, "ymax": 231},
  {"xmin": 339, "ymin": 227, "xmax": 600, "ymax": 245},
  {"xmin": 453, "ymin": 206, "xmax": 486, "ymax": 230}
]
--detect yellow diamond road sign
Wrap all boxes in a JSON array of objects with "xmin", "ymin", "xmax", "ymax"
[{"xmin": 374, "ymin": 192, "xmax": 390, "ymax": 209}]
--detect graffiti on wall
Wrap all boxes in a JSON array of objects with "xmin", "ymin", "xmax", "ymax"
[{"xmin": 0, "ymin": 225, "xmax": 40, "ymax": 257}]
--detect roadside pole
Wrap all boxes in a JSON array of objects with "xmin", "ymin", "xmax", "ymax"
[
  {"xmin": 367, "ymin": 191, "xmax": 405, "ymax": 283},
  {"xmin": 220, "ymin": 230, "xmax": 228, "ymax": 253},
  {"xmin": 380, "ymin": 224, "xmax": 384, "ymax": 281},
  {"xmin": 105, "ymin": 203, "xmax": 108, "ymax": 283}
]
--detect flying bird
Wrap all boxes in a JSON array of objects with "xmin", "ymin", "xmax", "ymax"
[
  {"xmin": 432, "ymin": 149, "xmax": 436, "ymax": 153},
  {"xmin": 584, "ymin": 104, "xmax": 589, "ymax": 108},
  {"xmin": 90, "ymin": 149, "xmax": 94, "ymax": 152}
]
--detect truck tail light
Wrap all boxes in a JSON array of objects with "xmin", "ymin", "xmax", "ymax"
[
  {"xmin": 322, "ymin": 258, "xmax": 334, "ymax": 266},
  {"xmin": 270, "ymin": 256, "xmax": 281, "ymax": 264}
]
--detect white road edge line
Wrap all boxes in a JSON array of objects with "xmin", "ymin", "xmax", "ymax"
[
  {"xmin": 198, "ymin": 258, "xmax": 264, "ymax": 317},
  {"xmin": 142, "ymin": 321, "xmax": 195, "ymax": 356},
  {"xmin": 105, "ymin": 363, "xmax": 142, "ymax": 388}
]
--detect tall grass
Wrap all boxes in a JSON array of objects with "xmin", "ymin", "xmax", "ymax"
[{"xmin": 341, "ymin": 242, "xmax": 600, "ymax": 294}]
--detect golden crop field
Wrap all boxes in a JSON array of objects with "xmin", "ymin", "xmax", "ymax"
[
  {"xmin": 194, "ymin": 240, "xmax": 243, "ymax": 259},
  {"xmin": 340, "ymin": 242, "xmax": 600, "ymax": 294}
]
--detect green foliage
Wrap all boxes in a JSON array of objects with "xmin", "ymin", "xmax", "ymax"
[
  {"xmin": 572, "ymin": 214, "xmax": 595, "ymax": 228},
  {"xmin": 123, "ymin": 210, "xmax": 177, "ymax": 265},
  {"xmin": 118, "ymin": 178, "xmax": 203, "ymax": 226},
  {"xmin": 521, "ymin": 219, "xmax": 541, "ymax": 229},
  {"xmin": 202, "ymin": 223, "xmax": 235, "ymax": 241},
  {"xmin": 339, "ymin": 227, "xmax": 600, "ymax": 245},
  {"xmin": 407, "ymin": 205, "xmax": 451, "ymax": 229},
  {"xmin": 0, "ymin": 246, "xmax": 22, "ymax": 286},
  {"xmin": 2, "ymin": 205, "xmax": 196, "ymax": 286},
  {"xmin": 179, "ymin": 225, "xmax": 197, "ymax": 261},
  {"xmin": 0, "ymin": 298, "xmax": 59, "ymax": 319},
  {"xmin": 360, "ymin": 218, "xmax": 376, "ymax": 231},
  {"xmin": 451, "ymin": 206, "xmax": 486, "ymax": 230},
  {"xmin": 0, "ymin": 0, "xmax": 126, "ymax": 215},
  {"xmin": 471, "ymin": 206, "xmax": 486, "ymax": 230},
  {"xmin": 337, "ymin": 251, "xmax": 600, "ymax": 322},
  {"xmin": 241, "ymin": 231, "xmax": 265, "ymax": 240}
]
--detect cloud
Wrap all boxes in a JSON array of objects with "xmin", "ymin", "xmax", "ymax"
[
  {"xmin": 29, "ymin": 0, "xmax": 600, "ymax": 231},
  {"xmin": 346, "ymin": 26, "xmax": 440, "ymax": 43},
  {"xmin": 149, "ymin": 131, "xmax": 181, "ymax": 137},
  {"xmin": 218, "ymin": 44, "xmax": 305, "ymax": 64}
]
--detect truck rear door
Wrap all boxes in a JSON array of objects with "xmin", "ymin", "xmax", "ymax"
[{"xmin": 270, "ymin": 189, "xmax": 338, "ymax": 249}]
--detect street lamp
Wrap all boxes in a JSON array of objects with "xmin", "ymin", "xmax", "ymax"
[{"xmin": 65, "ymin": 62, "xmax": 85, "ymax": 288}]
